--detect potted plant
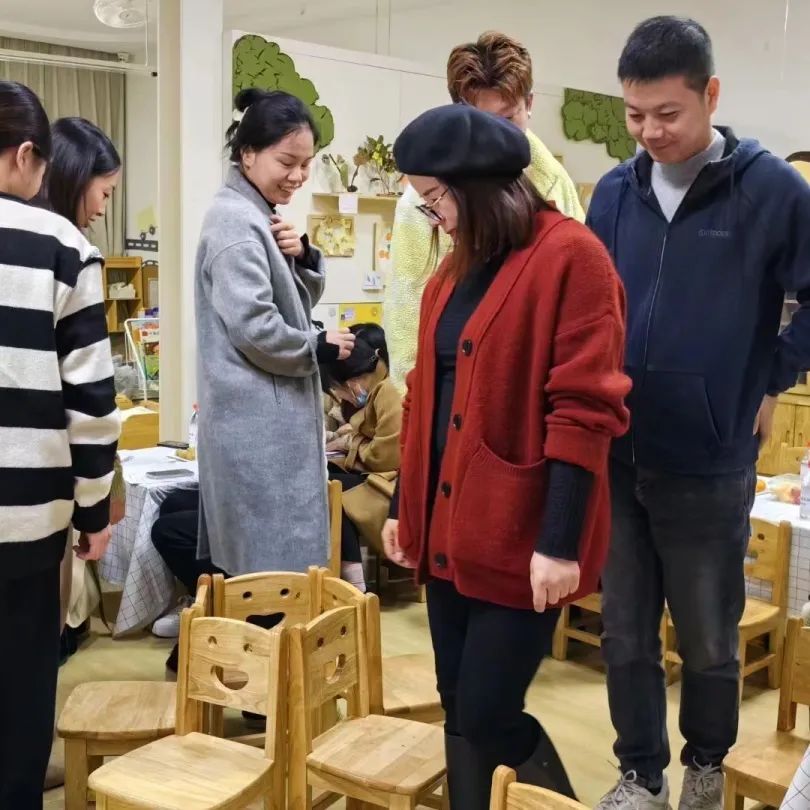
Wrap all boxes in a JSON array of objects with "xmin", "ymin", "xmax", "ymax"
[
  {"xmin": 354, "ymin": 135, "xmax": 398, "ymax": 196},
  {"xmin": 321, "ymin": 153, "xmax": 360, "ymax": 192}
]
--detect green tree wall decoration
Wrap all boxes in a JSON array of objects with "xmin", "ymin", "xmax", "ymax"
[
  {"xmin": 232, "ymin": 34, "xmax": 335, "ymax": 148},
  {"xmin": 561, "ymin": 88, "xmax": 635, "ymax": 162}
]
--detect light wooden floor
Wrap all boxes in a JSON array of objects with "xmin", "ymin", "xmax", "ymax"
[{"xmin": 44, "ymin": 600, "xmax": 785, "ymax": 809}]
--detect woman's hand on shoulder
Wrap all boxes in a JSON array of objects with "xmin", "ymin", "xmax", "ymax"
[
  {"xmin": 530, "ymin": 552, "xmax": 580, "ymax": 613},
  {"xmin": 270, "ymin": 214, "xmax": 304, "ymax": 257}
]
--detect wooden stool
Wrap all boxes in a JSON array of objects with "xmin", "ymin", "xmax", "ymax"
[
  {"xmin": 57, "ymin": 575, "xmax": 211, "ymax": 810},
  {"xmin": 663, "ymin": 519, "xmax": 791, "ymax": 696},
  {"xmin": 724, "ymin": 617, "xmax": 810, "ymax": 809},
  {"xmin": 89, "ymin": 610, "xmax": 287, "ymax": 810},
  {"xmin": 490, "ymin": 766, "xmax": 589, "ymax": 810},
  {"xmin": 288, "ymin": 604, "xmax": 448, "ymax": 809}
]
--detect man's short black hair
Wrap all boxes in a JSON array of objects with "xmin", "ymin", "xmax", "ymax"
[{"xmin": 618, "ymin": 16, "xmax": 714, "ymax": 92}]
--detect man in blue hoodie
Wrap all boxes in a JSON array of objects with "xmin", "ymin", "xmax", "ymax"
[{"xmin": 589, "ymin": 16, "xmax": 810, "ymax": 810}]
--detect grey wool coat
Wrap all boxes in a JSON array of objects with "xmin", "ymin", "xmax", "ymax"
[{"xmin": 194, "ymin": 166, "xmax": 329, "ymax": 575}]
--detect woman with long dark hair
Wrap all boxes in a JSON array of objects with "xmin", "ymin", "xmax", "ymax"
[
  {"xmin": 37, "ymin": 117, "xmax": 125, "ymax": 678},
  {"xmin": 0, "ymin": 82, "xmax": 119, "ymax": 809},
  {"xmin": 383, "ymin": 104, "xmax": 630, "ymax": 808},
  {"xmin": 195, "ymin": 88, "xmax": 354, "ymax": 577}
]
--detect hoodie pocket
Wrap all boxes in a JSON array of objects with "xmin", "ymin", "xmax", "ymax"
[{"xmin": 638, "ymin": 371, "xmax": 721, "ymax": 456}]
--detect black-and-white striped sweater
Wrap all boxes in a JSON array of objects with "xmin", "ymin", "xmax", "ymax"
[{"xmin": 0, "ymin": 192, "xmax": 120, "ymax": 576}]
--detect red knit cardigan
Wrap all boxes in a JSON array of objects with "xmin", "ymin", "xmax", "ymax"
[{"xmin": 397, "ymin": 209, "xmax": 631, "ymax": 610}]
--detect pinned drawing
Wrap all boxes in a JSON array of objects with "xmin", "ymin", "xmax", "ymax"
[{"xmin": 307, "ymin": 214, "xmax": 356, "ymax": 257}]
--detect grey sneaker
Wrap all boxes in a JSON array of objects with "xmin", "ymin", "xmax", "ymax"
[
  {"xmin": 678, "ymin": 764, "xmax": 723, "ymax": 810},
  {"xmin": 596, "ymin": 771, "xmax": 672, "ymax": 810}
]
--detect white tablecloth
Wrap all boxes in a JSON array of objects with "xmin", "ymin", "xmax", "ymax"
[
  {"xmin": 750, "ymin": 492, "xmax": 810, "ymax": 615},
  {"xmin": 98, "ymin": 447, "xmax": 198, "ymax": 636}
]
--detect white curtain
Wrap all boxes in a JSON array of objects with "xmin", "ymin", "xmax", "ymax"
[{"xmin": 0, "ymin": 37, "xmax": 126, "ymax": 256}]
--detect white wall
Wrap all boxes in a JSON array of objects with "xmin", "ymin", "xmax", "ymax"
[
  {"xmin": 125, "ymin": 73, "xmax": 158, "ymax": 247},
  {"xmin": 269, "ymin": 0, "xmax": 810, "ymax": 160}
]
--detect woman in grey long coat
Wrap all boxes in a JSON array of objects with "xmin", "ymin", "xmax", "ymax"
[{"xmin": 194, "ymin": 88, "xmax": 354, "ymax": 576}]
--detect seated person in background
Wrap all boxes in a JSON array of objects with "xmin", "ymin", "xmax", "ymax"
[
  {"xmin": 151, "ymin": 488, "xmax": 224, "ymax": 672},
  {"xmin": 321, "ymin": 328, "xmax": 402, "ymax": 592}
]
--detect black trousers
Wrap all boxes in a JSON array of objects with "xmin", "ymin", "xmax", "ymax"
[
  {"xmin": 327, "ymin": 465, "xmax": 365, "ymax": 564},
  {"xmin": 151, "ymin": 488, "xmax": 225, "ymax": 593},
  {"xmin": 0, "ymin": 564, "xmax": 60, "ymax": 810},
  {"xmin": 426, "ymin": 578, "xmax": 560, "ymax": 767}
]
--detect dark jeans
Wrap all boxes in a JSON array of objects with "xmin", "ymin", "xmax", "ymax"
[
  {"xmin": 151, "ymin": 488, "xmax": 225, "ymax": 593},
  {"xmin": 427, "ymin": 578, "xmax": 560, "ymax": 767},
  {"xmin": 0, "ymin": 564, "xmax": 60, "ymax": 809},
  {"xmin": 602, "ymin": 460, "xmax": 755, "ymax": 779},
  {"xmin": 327, "ymin": 464, "xmax": 365, "ymax": 564}
]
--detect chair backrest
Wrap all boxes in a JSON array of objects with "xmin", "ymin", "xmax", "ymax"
[
  {"xmin": 194, "ymin": 573, "xmax": 212, "ymax": 614},
  {"xmin": 327, "ymin": 480, "xmax": 343, "ymax": 577},
  {"xmin": 212, "ymin": 569, "xmax": 318, "ymax": 627},
  {"xmin": 315, "ymin": 567, "xmax": 365, "ymax": 615},
  {"xmin": 175, "ymin": 607, "xmax": 287, "ymax": 756},
  {"xmin": 778, "ymin": 618, "xmax": 810, "ymax": 731},
  {"xmin": 746, "ymin": 519, "xmax": 792, "ymax": 608},
  {"xmin": 289, "ymin": 605, "xmax": 370, "ymax": 753},
  {"xmin": 490, "ymin": 766, "xmax": 589, "ymax": 810}
]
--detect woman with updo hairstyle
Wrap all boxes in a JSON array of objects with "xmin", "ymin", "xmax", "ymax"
[{"xmin": 194, "ymin": 88, "xmax": 355, "ymax": 578}]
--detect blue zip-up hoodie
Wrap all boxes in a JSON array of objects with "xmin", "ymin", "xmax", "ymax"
[{"xmin": 587, "ymin": 127, "xmax": 810, "ymax": 475}]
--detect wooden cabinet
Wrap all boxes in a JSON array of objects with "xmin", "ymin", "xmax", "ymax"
[
  {"xmin": 102, "ymin": 256, "xmax": 144, "ymax": 333},
  {"xmin": 757, "ymin": 393, "xmax": 810, "ymax": 474}
]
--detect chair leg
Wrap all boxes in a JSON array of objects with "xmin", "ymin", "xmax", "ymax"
[
  {"xmin": 723, "ymin": 773, "xmax": 744, "ymax": 810},
  {"xmin": 210, "ymin": 704, "xmax": 225, "ymax": 738},
  {"xmin": 768, "ymin": 626, "xmax": 783, "ymax": 689},
  {"xmin": 552, "ymin": 606, "xmax": 570, "ymax": 661},
  {"xmin": 64, "ymin": 738, "xmax": 91, "ymax": 810},
  {"xmin": 390, "ymin": 796, "xmax": 417, "ymax": 809},
  {"xmin": 441, "ymin": 778, "xmax": 451, "ymax": 810}
]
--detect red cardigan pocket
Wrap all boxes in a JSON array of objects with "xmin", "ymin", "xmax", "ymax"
[{"xmin": 452, "ymin": 443, "xmax": 546, "ymax": 576}]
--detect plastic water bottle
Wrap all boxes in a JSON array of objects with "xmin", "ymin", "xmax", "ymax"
[
  {"xmin": 800, "ymin": 445, "xmax": 810, "ymax": 519},
  {"xmin": 188, "ymin": 404, "xmax": 199, "ymax": 450}
]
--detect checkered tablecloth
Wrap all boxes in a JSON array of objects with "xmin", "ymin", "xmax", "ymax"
[
  {"xmin": 98, "ymin": 447, "xmax": 199, "ymax": 636},
  {"xmin": 782, "ymin": 744, "xmax": 810, "ymax": 809}
]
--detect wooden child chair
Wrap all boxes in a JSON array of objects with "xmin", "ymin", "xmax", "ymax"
[
  {"xmin": 58, "ymin": 574, "xmax": 212, "ymax": 810},
  {"xmin": 88, "ymin": 605, "xmax": 288, "ymax": 809},
  {"xmin": 490, "ymin": 766, "xmax": 589, "ymax": 810},
  {"xmin": 315, "ymin": 568, "xmax": 443, "ymax": 725},
  {"xmin": 662, "ymin": 518, "xmax": 791, "ymax": 695},
  {"xmin": 288, "ymin": 604, "xmax": 448, "ymax": 809},
  {"xmin": 723, "ymin": 617, "xmax": 810, "ymax": 809},
  {"xmin": 209, "ymin": 568, "xmax": 320, "ymax": 739},
  {"xmin": 551, "ymin": 592, "xmax": 604, "ymax": 661}
]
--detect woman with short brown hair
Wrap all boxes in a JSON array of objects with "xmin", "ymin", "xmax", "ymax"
[{"xmin": 384, "ymin": 104, "xmax": 630, "ymax": 809}]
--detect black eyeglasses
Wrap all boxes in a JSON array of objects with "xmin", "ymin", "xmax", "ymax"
[{"xmin": 415, "ymin": 187, "xmax": 449, "ymax": 223}]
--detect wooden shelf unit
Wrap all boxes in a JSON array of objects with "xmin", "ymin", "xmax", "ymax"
[{"xmin": 103, "ymin": 256, "xmax": 144, "ymax": 333}]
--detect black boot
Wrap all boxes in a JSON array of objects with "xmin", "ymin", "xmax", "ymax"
[
  {"xmin": 515, "ymin": 728, "xmax": 577, "ymax": 800},
  {"xmin": 445, "ymin": 733, "xmax": 497, "ymax": 810}
]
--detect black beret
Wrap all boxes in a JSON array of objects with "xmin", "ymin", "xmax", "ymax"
[{"xmin": 394, "ymin": 104, "xmax": 531, "ymax": 180}]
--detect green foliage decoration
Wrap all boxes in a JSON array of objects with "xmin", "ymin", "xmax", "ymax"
[
  {"xmin": 561, "ymin": 88, "xmax": 635, "ymax": 162},
  {"xmin": 232, "ymin": 34, "xmax": 335, "ymax": 148}
]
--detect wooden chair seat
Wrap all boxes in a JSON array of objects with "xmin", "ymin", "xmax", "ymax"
[
  {"xmin": 58, "ymin": 681, "xmax": 176, "ymax": 741},
  {"xmin": 308, "ymin": 713, "xmax": 446, "ymax": 796},
  {"xmin": 88, "ymin": 731, "xmax": 272, "ymax": 810},
  {"xmin": 382, "ymin": 653, "xmax": 442, "ymax": 722},
  {"xmin": 739, "ymin": 599, "xmax": 780, "ymax": 632},
  {"xmin": 724, "ymin": 731, "xmax": 810, "ymax": 807}
]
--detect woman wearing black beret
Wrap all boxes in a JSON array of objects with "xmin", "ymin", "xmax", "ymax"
[{"xmin": 383, "ymin": 104, "xmax": 630, "ymax": 808}]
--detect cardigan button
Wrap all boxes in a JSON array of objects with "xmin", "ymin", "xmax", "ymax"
[
  {"xmin": 441, "ymin": 482, "xmax": 452, "ymax": 498},
  {"xmin": 452, "ymin": 414, "xmax": 462, "ymax": 430},
  {"xmin": 461, "ymin": 339, "xmax": 473, "ymax": 356},
  {"xmin": 434, "ymin": 552, "xmax": 448, "ymax": 569}
]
